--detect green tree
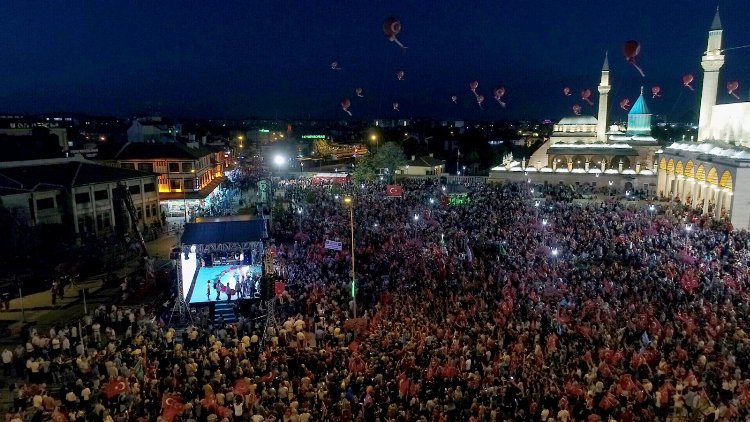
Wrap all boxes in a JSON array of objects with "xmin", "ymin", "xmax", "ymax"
[
  {"xmin": 353, "ymin": 154, "xmax": 378, "ymax": 182},
  {"xmin": 373, "ymin": 142, "xmax": 407, "ymax": 174}
]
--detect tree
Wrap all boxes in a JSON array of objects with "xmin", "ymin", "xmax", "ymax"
[
  {"xmin": 373, "ymin": 142, "xmax": 407, "ymax": 174},
  {"xmin": 353, "ymin": 154, "xmax": 378, "ymax": 182}
]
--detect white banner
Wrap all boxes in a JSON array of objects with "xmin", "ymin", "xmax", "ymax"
[{"xmin": 325, "ymin": 240, "xmax": 343, "ymax": 251}]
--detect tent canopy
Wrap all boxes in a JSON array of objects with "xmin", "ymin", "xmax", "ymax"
[{"xmin": 181, "ymin": 219, "xmax": 267, "ymax": 245}]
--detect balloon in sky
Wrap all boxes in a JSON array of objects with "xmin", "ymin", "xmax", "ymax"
[
  {"xmin": 383, "ymin": 17, "xmax": 407, "ymax": 50},
  {"xmin": 355, "ymin": 87, "xmax": 364, "ymax": 98},
  {"xmin": 470, "ymin": 80, "xmax": 479, "ymax": 96},
  {"xmin": 392, "ymin": 101, "xmax": 400, "ymax": 111},
  {"xmin": 476, "ymin": 94, "xmax": 485, "ymax": 110},
  {"xmin": 622, "ymin": 40, "xmax": 645, "ymax": 77},
  {"xmin": 341, "ymin": 98, "xmax": 352, "ymax": 116},
  {"xmin": 651, "ymin": 86, "xmax": 661, "ymax": 98},
  {"xmin": 572, "ymin": 104, "xmax": 582, "ymax": 115},
  {"xmin": 619, "ymin": 98, "xmax": 631, "ymax": 110},
  {"xmin": 563, "ymin": 87, "xmax": 571, "ymax": 96},
  {"xmin": 451, "ymin": 95, "xmax": 458, "ymax": 104},
  {"xmin": 682, "ymin": 74, "xmax": 695, "ymax": 91},
  {"xmin": 581, "ymin": 89, "xmax": 594, "ymax": 105},
  {"xmin": 493, "ymin": 87, "xmax": 506, "ymax": 108},
  {"xmin": 396, "ymin": 69, "xmax": 405, "ymax": 81},
  {"xmin": 727, "ymin": 81, "xmax": 740, "ymax": 99},
  {"xmin": 331, "ymin": 61, "xmax": 341, "ymax": 71}
]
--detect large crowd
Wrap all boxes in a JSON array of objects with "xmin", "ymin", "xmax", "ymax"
[{"xmin": 4, "ymin": 177, "xmax": 750, "ymax": 422}]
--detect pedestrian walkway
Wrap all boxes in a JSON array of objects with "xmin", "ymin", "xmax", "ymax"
[{"xmin": 0, "ymin": 233, "xmax": 178, "ymax": 339}]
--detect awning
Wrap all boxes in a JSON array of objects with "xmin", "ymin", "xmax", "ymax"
[{"xmin": 159, "ymin": 176, "xmax": 224, "ymax": 201}]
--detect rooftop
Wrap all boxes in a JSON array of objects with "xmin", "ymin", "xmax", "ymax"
[
  {"xmin": 98, "ymin": 141, "xmax": 218, "ymax": 161},
  {"xmin": 557, "ymin": 116, "xmax": 598, "ymax": 126},
  {"xmin": 0, "ymin": 158, "xmax": 154, "ymax": 192}
]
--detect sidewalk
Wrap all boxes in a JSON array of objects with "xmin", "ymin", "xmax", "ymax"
[{"xmin": 0, "ymin": 233, "xmax": 179, "ymax": 338}]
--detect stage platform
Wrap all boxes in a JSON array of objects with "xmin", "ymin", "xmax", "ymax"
[{"xmin": 186, "ymin": 264, "xmax": 262, "ymax": 305}]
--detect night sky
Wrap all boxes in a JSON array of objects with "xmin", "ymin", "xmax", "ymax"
[{"xmin": 0, "ymin": 1, "xmax": 748, "ymax": 121}]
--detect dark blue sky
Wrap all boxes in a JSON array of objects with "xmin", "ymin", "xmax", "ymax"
[{"xmin": 0, "ymin": 1, "xmax": 748, "ymax": 121}]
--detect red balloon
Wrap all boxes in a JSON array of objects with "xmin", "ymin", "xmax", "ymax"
[
  {"xmin": 470, "ymin": 80, "xmax": 479, "ymax": 91},
  {"xmin": 623, "ymin": 40, "xmax": 645, "ymax": 77},
  {"xmin": 619, "ymin": 98, "xmax": 631, "ymax": 110},
  {"xmin": 355, "ymin": 87, "xmax": 364, "ymax": 97},
  {"xmin": 396, "ymin": 69, "xmax": 405, "ymax": 80},
  {"xmin": 572, "ymin": 105, "xmax": 582, "ymax": 115},
  {"xmin": 341, "ymin": 98, "xmax": 352, "ymax": 116},
  {"xmin": 494, "ymin": 86, "xmax": 505, "ymax": 99},
  {"xmin": 392, "ymin": 101, "xmax": 400, "ymax": 111},
  {"xmin": 476, "ymin": 95, "xmax": 485, "ymax": 110},
  {"xmin": 383, "ymin": 17, "xmax": 406, "ymax": 49},
  {"xmin": 623, "ymin": 40, "xmax": 640, "ymax": 59},
  {"xmin": 563, "ymin": 87, "xmax": 571, "ymax": 96},
  {"xmin": 383, "ymin": 17, "xmax": 401, "ymax": 38},
  {"xmin": 331, "ymin": 61, "xmax": 340, "ymax": 70},
  {"xmin": 450, "ymin": 95, "xmax": 458, "ymax": 104},
  {"xmin": 651, "ymin": 86, "xmax": 661, "ymax": 98},
  {"xmin": 728, "ymin": 81, "xmax": 740, "ymax": 99},
  {"xmin": 682, "ymin": 74, "xmax": 695, "ymax": 91},
  {"xmin": 581, "ymin": 89, "xmax": 594, "ymax": 105}
]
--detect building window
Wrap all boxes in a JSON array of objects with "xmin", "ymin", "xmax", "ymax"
[
  {"xmin": 145, "ymin": 206, "xmax": 151, "ymax": 218},
  {"xmin": 138, "ymin": 163, "xmax": 154, "ymax": 172},
  {"xmin": 168, "ymin": 162, "xmax": 180, "ymax": 172},
  {"xmin": 75, "ymin": 192, "xmax": 90, "ymax": 204},
  {"xmin": 128, "ymin": 185, "xmax": 141, "ymax": 194},
  {"xmin": 182, "ymin": 163, "xmax": 194, "ymax": 173},
  {"xmin": 151, "ymin": 203, "xmax": 158, "ymax": 218},
  {"xmin": 121, "ymin": 163, "xmax": 135, "ymax": 170},
  {"xmin": 183, "ymin": 179, "xmax": 195, "ymax": 190},
  {"xmin": 94, "ymin": 190, "xmax": 108, "ymax": 201},
  {"xmin": 137, "ymin": 209, "xmax": 143, "ymax": 220},
  {"xmin": 170, "ymin": 179, "xmax": 181, "ymax": 190},
  {"xmin": 156, "ymin": 160, "xmax": 167, "ymax": 167},
  {"xmin": 143, "ymin": 183, "xmax": 156, "ymax": 193},
  {"xmin": 36, "ymin": 197, "xmax": 55, "ymax": 210}
]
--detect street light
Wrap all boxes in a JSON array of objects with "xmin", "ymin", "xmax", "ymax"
[{"xmin": 343, "ymin": 196, "xmax": 357, "ymax": 318}]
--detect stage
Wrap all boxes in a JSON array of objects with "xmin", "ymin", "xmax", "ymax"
[{"xmin": 185, "ymin": 264, "xmax": 262, "ymax": 305}]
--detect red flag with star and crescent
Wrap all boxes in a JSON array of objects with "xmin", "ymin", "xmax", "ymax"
[
  {"xmin": 386, "ymin": 184, "xmax": 403, "ymax": 197},
  {"xmin": 161, "ymin": 393, "xmax": 185, "ymax": 422},
  {"xmin": 104, "ymin": 377, "xmax": 129, "ymax": 399}
]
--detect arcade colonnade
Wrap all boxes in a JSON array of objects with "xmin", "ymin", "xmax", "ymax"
[{"xmin": 657, "ymin": 157, "xmax": 733, "ymax": 220}]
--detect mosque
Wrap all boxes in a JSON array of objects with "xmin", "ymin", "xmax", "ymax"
[
  {"xmin": 657, "ymin": 9, "xmax": 750, "ymax": 229},
  {"xmin": 491, "ymin": 8, "xmax": 750, "ymax": 229}
]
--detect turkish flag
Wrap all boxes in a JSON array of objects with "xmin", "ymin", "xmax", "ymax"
[
  {"xmin": 104, "ymin": 378, "xmax": 129, "ymax": 399},
  {"xmin": 161, "ymin": 393, "xmax": 185, "ymax": 422},
  {"xmin": 385, "ymin": 184, "xmax": 403, "ymax": 197},
  {"xmin": 274, "ymin": 281, "xmax": 286, "ymax": 297}
]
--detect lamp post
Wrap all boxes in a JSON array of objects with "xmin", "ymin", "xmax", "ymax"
[
  {"xmin": 542, "ymin": 218, "xmax": 548, "ymax": 244},
  {"xmin": 273, "ymin": 154, "xmax": 286, "ymax": 175},
  {"xmin": 343, "ymin": 196, "xmax": 357, "ymax": 319},
  {"xmin": 297, "ymin": 206, "xmax": 303, "ymax": 232}
]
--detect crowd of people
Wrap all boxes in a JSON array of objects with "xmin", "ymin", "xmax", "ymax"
[{"xmin": 4, "ymin": 177, "xmax": 750, "ymax": 422}]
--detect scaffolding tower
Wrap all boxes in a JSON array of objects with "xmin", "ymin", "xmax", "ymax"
[{"xmin": 169, "ymin": 258, "xmax": 192, "ymax": 325}]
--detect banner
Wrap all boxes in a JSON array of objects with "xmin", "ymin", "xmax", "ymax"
[
  {"xmin": 386, "ymin": 184, "xmax": 403, "ymax": 197},
  {"xmin": 325, "ymin": 240, "xmax": 343, "ymax": 251}
]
